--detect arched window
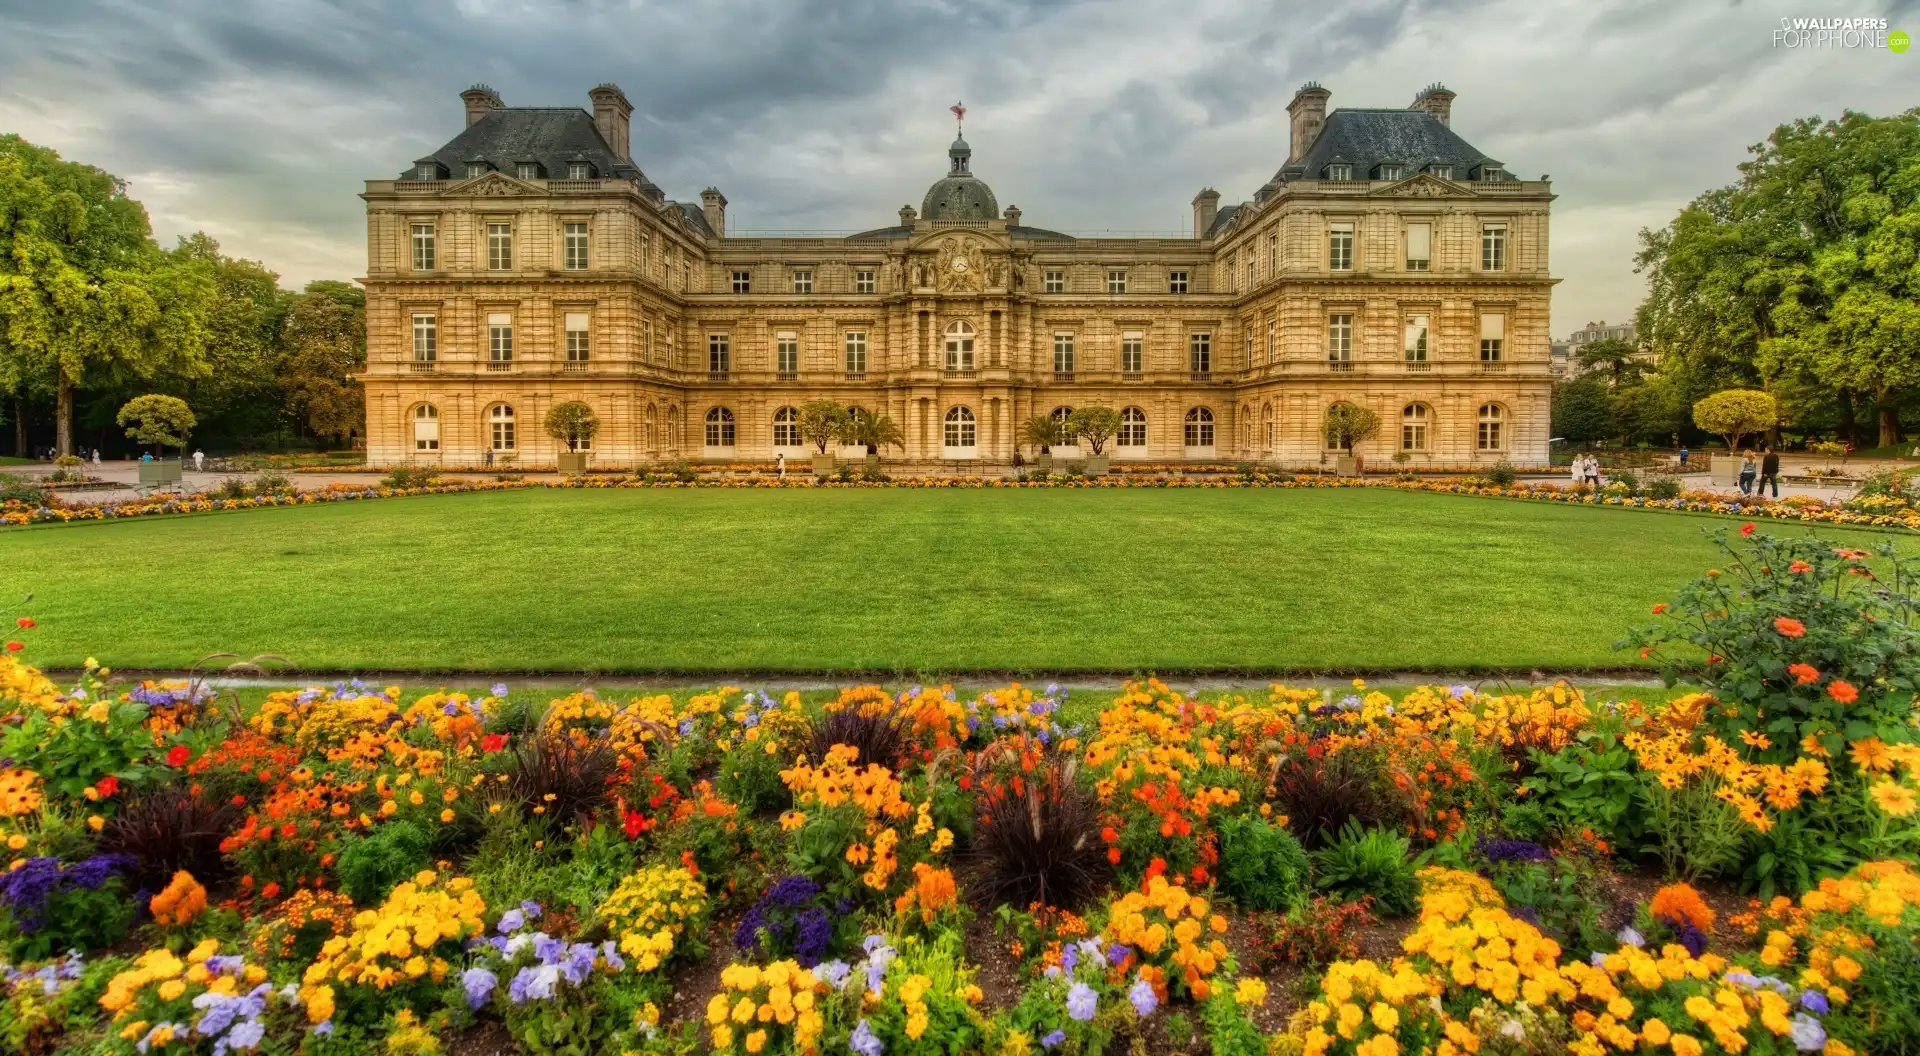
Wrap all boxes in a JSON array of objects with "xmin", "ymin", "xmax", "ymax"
[
  {"xmin": 944, "ymin": 321, "xmax": 975, "ymax": 371},
  {"xmin": 705, "ymin": 407, "xmax": 735, "ymax": 448},
  {"xmin": 1119, "ymin": 407, "xmax": 1147, "ymax": 449},
  {"xmin": 772, "ymin": 406, "xmax": 801, "ymax": 448},
  {"xmin": 487, "ymin": 404, "xmax": 515, "ymax": 451},
  {"xmin": 666, "ymin": 406, "xmax": 681, "ymax": 452},
  {"xmin": 1477, "ymin": 403, "xmax": 1505, "ymax": 451},
  {"xmin": 943, "ymin": 405, "xmax": 977, "ymax": 453},
  {"xmin": 1184, "ymin": 407, "xmax": 1215, "ymax": 448},
  {"xmin": 411, "ymin": 404, "xmax": 439, "ymax": 452},
  {"xmin": 1401, "ymin": 403, "xmax": 1430, "ymax": 451},
  {"xmin": 1051, "ymin": 406, "xmax": 1074, "ymax": 441},
  {"xmin": 1262, "ymin": 402, "xmax": 1275, "ymax": 448}
]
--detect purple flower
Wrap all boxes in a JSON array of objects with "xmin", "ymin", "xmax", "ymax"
[
  {"xmin": 1067, "ymin": 981, "xmax": 1097, "ymax": 1021},
  {"xmin": 600, "ymin": 941, "xmax": 625, "ymax": 973},
  {"xmin": 851, "ymin": 1018, "xmax": 884, "ymax": 1056},
  {"xmin": 193, "ymin": 993, "xmax": 239, "ymax": 1036},
  {"xmin": 815, "ymin": 960, "xmax": 852, "ymax": 989},
  {"xmin": 1789, "ymin": 1013, "xmax": 1826, "ymax": 1051},
  {"xmin": 311, "ymin": 1021, "xmax": 333, "ymax": 1037},
  {"xmin": 1616, "ymin": 927, "xmax": 1645, "ymax": 948},
  {"xmin": 1041, "ymin": 1030, "xmax": 1066, "ymax": 1049},
  {"xmin": 463, "ymin": 967, "xmax": 497, "ymax": 1009},
  {"xmin": 1476, "ymin": 838, "xmax": 1551, "ymax": 863},
  {"xmin": 1107, "ymin": 943, "xmax": 1132, "ymax": 967},
  {"xmin": 496, "ymin": 909, "xmax": 525, "ymax": 935},
  {"xmin": 520, "ymin": 900, "xmax": 543, "ymax": 920},
  {"xmin": 1129, "ymin": 977, "xmax": 1157, "ymax": 1017},
  {"xmin": 1800, "ymin": 991, "xmax": 1829, "ymax": 1016},
  {"xmin": 1061, "ymin": 944, "xmax": 1079, "ymax": 974},
  {"xmin": 491, "ymin": 683, "xmax": 510, "ymax": 698},
  {"xmin": 225, "ymin": 1019, "xmax": 265, "ymax": 1051}
]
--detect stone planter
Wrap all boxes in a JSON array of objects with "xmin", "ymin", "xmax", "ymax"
[
  {"xmin": 1335, "ymin": 455, "xmax": 1359, "ymax": 477},
  {"xmin": 1709, "ymin": 456, "xmax": 1740, "ymax": 487},
  {"xmin": 557, "ymin": 452, "xmax": 589, "ymax": 473},
  {"xmin": 1037, "ymin": 452, "xmax": 1054, "ymax": 473},
  {"xmin": 138, "ymin": 458, "xmax": 183, "ymax": 484},
  {"xmin": 812, "ymin": 453, "xmax": 837, "ymax": 476},
  {"xmin": 864, "ymin": 454, "xmax": 880, "ymax": 475},
  {"xmin": 1084, "ymin": 454, "xmax": 1110, "ymax": 475}
]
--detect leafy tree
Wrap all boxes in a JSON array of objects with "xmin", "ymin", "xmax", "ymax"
[
  {"xmin": 544, "ymin": 402, "xmax": 599, "ymax": 452},
  {"xmin": 164, "ymin": 234, "xmax": 291, "ymax": 447},
  {"xmin": 1321, "ymin": 402, "xmax": 1380, "ymax": 452},
  {"xmin": 1693, "ymin": 388, "xmax": 1778, "ymax": 451},
  {"xmin": 1610, "ymin": 372, "xmax": 1693, "ymax": 448},
  {"xmin": 1550, "ymin": 377, "xmax": 1613, "ymax": 444},
  {"xmin": 115, "ymin": 394, "xmax": 195, "ymax": 455},
  {"xmin": 279, "ymin": 280, "xmax": 365, "ymax": 448},
  {"xmin": 848, "ymin": 408, "xmax": 904, "ymax": 456},
  {"xmin": 1574, "ymin": 338, "xmax": 1646, "ymax": 385},
  {"xmin": 796, "ymin": 400, "xmax": 849, "ymax": 454},
  {"xmin": 0, "ymin": 135, "xmax": 216, "ymax": 455},
  {"xmin": 1021, "ymin": 415, "xmax": 1064, "ymax": 453},
  {"xmin": 1065, "ymin": 406, "xmax": 1121, "ymax": 455}
]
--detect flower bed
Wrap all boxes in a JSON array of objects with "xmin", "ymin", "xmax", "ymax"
[{"xmin": 0, "ymin": 527, "xmax": 1916, "ymax": 1053}]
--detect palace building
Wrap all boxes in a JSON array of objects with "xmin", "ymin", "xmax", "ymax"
[{"xmin": 359, "ymin": 82, "xmax": 1555, "ymax": 468}]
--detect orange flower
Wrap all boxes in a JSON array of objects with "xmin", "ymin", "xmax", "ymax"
[
  {"xmin": 1774, "ymin": 617, "xmax": 1806, "ymax": 638},
  {"xmin": 1649, "ymin": 883, "xmax": 1715, "ymax": 935},
  {"xmin": 1788, "ymin": 663, "xmax": 1820, "ymax": 685},
  {"xmin": 1828, "ymin": 680, "xmax": 1859, "ymax": 704},
  {"xmin": 1789, "ymin": 560, "xmax": 1812, "ymax": 574},
  {"xmin": 1652, "ymin": 604, "xmax": 1668, "ymax": 615},
  {"xmin": 1741, "ymin": 522, "xmax": 1756, "ymax": 537},
  {"xmin": 1849, "ymin": 738, "xmax": 1893, "ymax": 772}
]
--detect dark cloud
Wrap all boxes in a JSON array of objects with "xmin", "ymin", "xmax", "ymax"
[{"xmin": 0, "ymin": 0, "xmax": 1909, "ymax": 328}]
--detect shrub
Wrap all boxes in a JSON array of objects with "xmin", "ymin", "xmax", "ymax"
[
  {"xmin": 803, "ymin": 707, "xmax": 908, "ymax": 772},
  {"xmin": 1213, "ymin": 814, "xmax": 1309, "ymax": 912},
  {"xmin": 1245, "ymin": 895, "xmax": 1375, "ymax": 970},
  {"xmin": 98, "ymin": 784, "xmax": 241, "ymax": 891},
  {"xmin": 1269, "ymin": 750, "xmax": 1402, "ymax": 850},
  {"xmin": 511, "ymin": 733, "xmax": 618, "ymax": 825},
  {"xmin": 116, "ymin": 394, "xmax": 196, "ymax": 454},
  {"xmin": 1311, "ymin": 822, "xmax": 1418, "ymax": 916},
  {"xmin": 253, "ymin": 470, "xmax": 294, "ymax": 494},
  {"xmin": 0, "ymin": 472, "xmax": 46, "ymax": 504},
  {"xmin": 1486, "ymin": 460, "xmax": 1517, "ymax": 486},
  {"xmin": 969, "ymin": 760, "xmax": 1111, "ymax": 910},
  {"xmin": 334, "ymin": 819, "xmax": 432, "ymax": 904},
  {"xmin": 1692, "ymin": 388, "xmax": 1778, "ymax": 450},
  {"xmin": 381, "ymin": 466, "xmax": 438, "ymax": 488},
  {"xmin": 216, "ymin": 475, "xmax": 252, "ymax": 498},
  {"xmin": 1646, "ymin": 472, "xmax": 1681, "ymax": 499}
]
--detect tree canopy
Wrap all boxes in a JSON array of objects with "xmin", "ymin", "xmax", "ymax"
[
  {"xmin": 116, "ymin": 393, "xmax": 195, "ymax": 453},
  {"xmin": 1693, "ymin": 389, "xmax": 1779, "ymax": 451}
]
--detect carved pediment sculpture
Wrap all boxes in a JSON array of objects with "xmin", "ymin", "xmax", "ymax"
[
  {"xmin": 934, "ymin": 235, "xmax": 986, "ymax": 293},
  {"xmin": 1372, "ymin": 173, "xmax": 1468, "ymax": 198}
]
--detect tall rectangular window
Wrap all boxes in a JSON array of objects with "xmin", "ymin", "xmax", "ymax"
[
  {"xmin": 1328, "ymin": 222, "xmax": 1354, "ymax": 271},
  {"xmin": 515, "ymin": 162, "xmax": 540, "ymax": 180},
  {"xmin": 775, "ymin": 331, "xmax": 799, "ymax": 375},
  {"xmin": 486, "ymin": 222, "xmax": 512, "ymax": 270},
  {"xmin": 1405, "ymin": 313, "xmax": 1430, "ymax": 361},
  {"xmin": 731, "ymin": 270, "xmax": 752, "ymax": 294},
  {"xmin": 855, "ymin": 269, "xmax": 875, "ymax": 294},
  {"xmin": 410, "ymin": 223, "xmax": 436, "ymax": 271},
  {"xmin": 639, "ymin": 236, "xmax": 650, "ymax": 277},
  {"xmin": 642, "ymin": 320, "xmax": 653, "ymax": 362},
  {"xmin": 1106, "ymin": 269, "xmax": 1127, "ymax": 294},
  {"xmin": 844, "ymin": 332, "xmax": 868, "ymax": 375},
  {"xmin": 1405, "ymin": 222, "xmax": 1431, "ymax": 271},
  {"xmin": 1245, "ymin": 330, "xmax": 1255, "ymax": 369},
  {"xmin": 1266, "ymin": 319, "xmax": 1277, "ymax": 364},
  {"xmin": 709, "ymin": 334, "xmax": 730, "ymax": 375},
  {"xmin": 1327, "ymin": 313, "xmax": 1353, "ymax": 361},
  {"xmin": 1482, "ymin": 224, "xmax": 1507, "ymax": 271},
  {"xmin": 1246, "ymin": 258, "xmax": 1255, "ymax": 288},
  {"xmin": 1120, "ymin": 331, "xmax": 1143, "ymax": 374},
  {"xmin": 1167, "ymin": 270, "xmax": 1188, "ymax": 294},
  {"xmin": 1268, "ymin": 232, "xmax": 1279, "ymax": 275},
  {"xmin": 411, "ymin": 315, "xmax": 436, "ymax": 361},
  {"xmin": 791, "ymin": 268, "xmax": 813, "ymax": 294},
  {"xmin": 562, "ymin": 222, "xmax": 588, "ymax": 270},
  {"xmin": 487, "ymin": 313, "xmax": 513, "ymax": 362},
  {"xmin": 564, "ymin": 312, "xmax": 590, "ymax": 362},
  {"xmin": 1189, "ymin": 332, "xmax": 1212, "ymax": 374},
  {"xmin": 1479, "ymin": 313, "xmax": 1505, "ymax": 360},
  {"xmin": 1044, "ymin": 269, "xmax": 1064, "ymax": 293},
  {"xmin": 1052, "ymin": 333, "xmax": 1075, "ymax": 375}
]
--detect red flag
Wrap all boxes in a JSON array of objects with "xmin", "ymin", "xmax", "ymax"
[{"xmin": 950, "ymin": 101, "xmax": 966, "ymax": 123}]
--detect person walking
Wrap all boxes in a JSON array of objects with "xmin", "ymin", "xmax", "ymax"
[
  {"xmin": 91, "ymin": 448, "xmax": 101, "ymax": 466},
  {"xmin": 1585, "ymin": 454, "xmax": 1602, "ymax": 488},
  {"xmin": 1759, "ymin": 447, "xmax": 1781, "ymax": 499},
  {"xmin": 1737, "ymin": 451, "xmax": 1757, "ymax": 496},
  {"xmin": 1678, "ymin": 445, "xmax": 1689, "ymax": 468},
  {"xmin": 776, "ymin": 452, "xmax": 786, "ymax": 480},
  {"xmin": 192, "ymin": 448, "xmax": 205, "ymax": 472},
  {"xmin": 1570, "ymin": 455, "xmax": 1584, "ymax": 489}
]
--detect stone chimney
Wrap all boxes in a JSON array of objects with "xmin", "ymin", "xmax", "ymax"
[
  {"xmin": 588, "ymin": 83, "xmax": 633, "ymax": 159},
  {"xmin": 699, "ymin": 188, "xmax": 727, "ymax": 238},
  {"xmin": 1409, "ymin": 83, "xmax": 1455, "ymax": 127},
  {"xmin": 461, "ymin": 84, "xmax": 503, "ymax": 127},
  {"xmin": 1191, "ymin": 188, "xmax": 1221, "ymax": 238},
  {"xmin": 1286, "ymin": 82, "xmax": 1331, "ymax": 163},
  {"xmin": 1003, "ymin": 204, "xmax": 1021, "ymax": 226},
  {"xmin": 900, "ymin": 205, "xmax": 917, "ymax": 226}
]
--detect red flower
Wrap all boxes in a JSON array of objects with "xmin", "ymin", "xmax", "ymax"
[
  {"xmin": 623, "ymin": 809, "xmax": 649, "ymax": 840},
  {"xmin": 1107, "ymin": 847, "xmax": 1122, "ymax": 865},
  {"xmin": 1827, "ymin": 680, "xmax": 1859, "ymax": 704},
  {"xmin": 480, "ymin": 733, "xmax": 508, "ymax": 753},
  {"xmin": 1652, "ymin": 604, "xmax": 1668, "ymax": 615},
  {"xmin": 14, "ymin": 617, "xmax": 33, "ymax": 629},
  {"xmin": 3, "ymin": 641, "xmax": 21, "ymax": 653},
  {"xmin": 1774, "ymin": 617, "xmax": 1806, "ymax": 638},
  {"xmin": 94, "ymin": 775, "xmax": 120, "ymax": 798},
  {"xmin": 1741, "ymin": 522, "xmax": 1756, "ymax": 537},
  {"xmin": 1789, "ymin": 561, "xmax": 1812, "ymax": 574},
  {"xmin": 1788, "ymin": 663, "xmax": 1820, "ymax": 685},
  {"xmin": 680, "ymin": 850, "xmax": 699, "ymax": 876},
  {"xmin": 166, "ymin": 744, "xmax": 191, "ymax": 767},
  {"xmin": 260, "ymin": 881, "xmax": 281, "ymax": 901}
]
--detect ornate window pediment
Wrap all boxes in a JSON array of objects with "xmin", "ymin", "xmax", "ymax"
[{"xmin": 1370, "ymin": 172, "xmax": 1471, "ymax": 199}]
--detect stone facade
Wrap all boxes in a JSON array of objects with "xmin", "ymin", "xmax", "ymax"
[{"xmin": 361, "ymin": 83, "xmax": 1556, "ymax": 469}]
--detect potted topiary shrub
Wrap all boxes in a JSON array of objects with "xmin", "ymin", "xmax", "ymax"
[
  {"xmin": 798, "ymin": 400, "xmax": 850, "ymax": 476},
  {"xmin": 848, "ymin": 408, "xmax": 905, "ymax": 475},
  {"xmin": 1065, "ymin": 406, "xmax": 1120, "ymax": 475},
  {"xmin": 1021, "ymin": 415, "xmax": 1065, "ymax": 473},
  {"xmin": 545, "ymin": 402, "xmax": 600, "ymax": 473},
  {"xmin": 117, "ymin": 394, "xmax": 195, "ymax": 485},
  {"xmin": 1321, "ymin": 403, "xmax": 1380, "ymax": 477},
  {"xmin": 1692, "ymin": 389, "xmax": 1777, "ymax": 487}
]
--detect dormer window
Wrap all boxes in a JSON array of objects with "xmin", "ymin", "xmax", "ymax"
[
  {"xmin": 515, "ymin": 162, "xmax": 542, "ymax": 180},
  {"xmin": 465, "ymin": 162, "xmax": 488, "ymax": 179},
  {"xmin": 1378, "ymin": 164, "xmax": 1404, "ymax": 180},
  {"xmin": 1325, "ymin": 163, "xmax": 1352, "ymax": 180},
  {"xmin": 416, "ymin": 163, "xmax": 439, "ymax": 180},
  {"xmin": 568, "ymin": 162, "xmax": 593, "ymax": 179},
  {"xmin": 1430, "ymin": 165, "xmax": 1454, "ymax": 180},
  {"xmin": 1480, "ymin": 166, "xmax": 1504, "ymax": 181}
]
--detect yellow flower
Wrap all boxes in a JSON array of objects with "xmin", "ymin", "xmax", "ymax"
[
  {"xmin": 1235, "ymin": 977, "xmax": 1268, "ymax": 1007},
  {"xmin": 1870, "ymin": 781, "xmax": 1917, "ymax": 817}
]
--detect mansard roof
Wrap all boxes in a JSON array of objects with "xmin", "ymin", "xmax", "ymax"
[
  {"xmin": 404, "ymin": 107, "xmax": 662, "ymax": 196},
  {"xmin": 1261, "ymin": 108, "xmax": 1512, "ymax": 195}
]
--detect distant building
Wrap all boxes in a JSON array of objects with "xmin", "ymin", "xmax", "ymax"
[{"xmin": 1561, "ymin": 320, "xmax": 1644, "ymax": 377}]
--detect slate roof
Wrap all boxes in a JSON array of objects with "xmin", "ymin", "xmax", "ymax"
[
  {"xmin": 845, "ymin": 224, "xmax": 1074, "ymax": 241},
  {"xmin": 403, "ymin": 107, "xmax": 663, "ymax": 197},
  {"xmin": 1257, "ymin": 108, "xmax": 1511, "ymax": 199}
]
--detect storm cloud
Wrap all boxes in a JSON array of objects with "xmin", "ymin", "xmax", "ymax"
[{"xmin": 1, "ymin": 0, "xmax": 1913, "ymax": 331}]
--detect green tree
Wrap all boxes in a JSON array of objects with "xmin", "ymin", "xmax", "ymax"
[
  {"xmin": 279, "ymin": 280, "xmax": 365, "ymax": 448},
  {"xmin": 165, "ymin": 234, "xmax": 291, "ymax": 447},
  {"xmin": 1550, "ymin": 377, "xmax": 1613, "ymax": 444},
  {"xmin": 1064, "ymin": 406, "xmax": 1121, "ymax": 455},
  {"xmin": 1692, "ymin": 388, "xmax": 1779, "ymax": 451},
  {"xmin": 1020, "ymin": 415, "xmax": 1064, "ymax": 454},
  {"xmin": 115, "ymin": 393, "xmax": 195, "ymax": 455},
  {"xmin": 544, "ymin": 401, "xmax": 599, "ymax": 452},
  {"xmin": 0, "ymin": 135, "xmax": 217, "ymax": 455},
  {"xmin": 796, "ymin": 400, "xmax": 849, "ymax": 454},
  {"xmin": 1574, "ymin": 338, "xmax": 1646, "ymax": 385},
  {"xmin": 1321, "ymin": 402, "xmax": 1380, "ymax": 452},
  {"xmin": 848, "ymin": 408, "xmax": 904, "ymax": 456}
]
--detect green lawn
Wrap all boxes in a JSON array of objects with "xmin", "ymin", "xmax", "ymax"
[{"xmin": 3, "ymin": 487, "xmax": 1902, "ymax": 674}]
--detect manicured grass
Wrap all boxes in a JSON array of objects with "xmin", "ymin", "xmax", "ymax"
[{"xmin": 4, "ymin": 487, "xmax": 1903, "ymax": 674}]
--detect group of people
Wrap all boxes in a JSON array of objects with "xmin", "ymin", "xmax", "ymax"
[
  {"xmin": 1569, "ymin": 454, "xmax": 1605, "ymax": 488},
  {"xmin": 1737, "ymin": 448, "xmax": 1782, "ymax": 498},
  {"xmin": 30, "ymin": 448, "xmax": 209, "ymax": 470}
]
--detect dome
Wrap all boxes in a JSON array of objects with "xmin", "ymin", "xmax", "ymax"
[{"xmin": 921, "ymin": 135, "xmax": 999, "ymax": 222}]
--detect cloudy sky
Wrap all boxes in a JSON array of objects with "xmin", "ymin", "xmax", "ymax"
[{"xmin": 1, "ymin": 0, "xmax": 1913, "ymax": 333}]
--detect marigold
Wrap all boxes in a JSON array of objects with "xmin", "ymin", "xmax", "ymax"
[
  {"xmin": 1827, "ymin": 680, "xmax": 1859, "ymax": 704},
  {"xmin": 1788, "ymin": 663, "xmax": 1820, "ymax": 685},
  {"xmin": 1773, "ymin": 617, "xmax": 1806, "ymax": 638},
  {"xmin": 1869, "ymin": 782, "xmax": 1917, "ymax": 818},
  {"xmin": 149, "ymin": 871, "xmax": 208, "ymax": 928},
  {"xmin": 1648, "ymin": 883, "xmax": 1715, "ymax": 935}
]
